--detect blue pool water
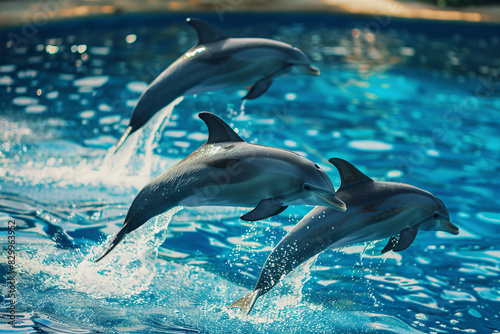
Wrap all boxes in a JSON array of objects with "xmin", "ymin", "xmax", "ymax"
[{"xmin": 1, "ymin": 13, "xmax": 500, "ymax": 333}]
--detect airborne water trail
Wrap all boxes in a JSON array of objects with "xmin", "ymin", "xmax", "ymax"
[{"xmin": 100, "ymin": 96, "xmax": 185, "ymax": 183}]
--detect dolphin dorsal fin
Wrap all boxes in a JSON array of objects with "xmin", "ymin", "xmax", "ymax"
[
  {"xmin": 199, "ymin": 112, "xmax": 245, "ymax": 144},
  {"xmin": 186, "ymin": 18, "xmax": 228, "ymax": 45},
  {"xmin": 329, "ymin": 158, "xmax": 372, "ymax": 188}
]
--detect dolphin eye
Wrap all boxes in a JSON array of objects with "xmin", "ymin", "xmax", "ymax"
[
  {"xmin": 433, "ymin": 213, "xmax": 440, "ymax": 219},
  {"xmin": 303, "ymin": 184, "xmax": 312, "ymax": 191},
  {"xmin": 314, "ymin": 164, "xmax": 320, "ymax": 169}
]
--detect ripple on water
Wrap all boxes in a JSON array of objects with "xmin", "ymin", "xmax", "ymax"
[
  {"xmin": 98, "ymin": 103, "xmax": 112, "ymax": 112},
  {"xmin": 32, "ymin": 314, "xmax": 97, "ymax": 334},
  {"xmin": 73, "ymin": 76, "xmax": 109, "ymax": 87},
  {"xmin": 46, "ymin": 91, "xmax": 59, "ymax": 99},
  {"xmin": 78, "ymin": 110, "xmax": 96, "ymax": 119},
  {"xmin": 396, "ymin": 292, "xmax": 441, "ymax": 311},
  {"xmin": 441, "ymin": 289, "xmax": 477, "ymax": 302},
  {"xmin": 365, "ymin": 274, "xmax": 418, "ymax": 286},
  {"xmin": 163, "ymin": 130, "xmax": 187, "ymax": 138},
  {"xmin": 99, "ymin": 115, "xmax": 121, "ymax": 125},
  {"xmin": 387, "ymin": 170, "xmax": 403, "ymax": 178},
  {"xmin": 348, "ymin": 140, "xmax": 393, "ymax": 151},
  {"xmin": 13, "ymin": 96, "xmax": 38, "ymax": 106},
  {"xmin": 476, "ymin": 212, "xmax": 500, "ymax": 224},
  {"xmin": 0, "ymin": 75, "xmax": 14, "ymax": 85},
  {"xmin": 59, "ymin": 74, "xmax": 75, "ymax": 81},
  {"xmin": 458, "ymin": 262, "xmax": 499, "ymax": 276},
  {"xmin": 0, "ymin": 64, "xmax": 16, "ymax": 73},
  {"xmin": 17, "ymin": 69, "xmax": 37, "ymax": 78},
  {"xmin": 89, "ymin": 46, "xmax": 111, "ymax": 56},
  {"xmin": 126, "ymin": 81, "xmax": 148, "ymax": 93},
  {"xmin": 468, "ymin": 308, "xmax": 482, "ymax": 318},
  {"xmin": 187, "ymin": 132, "xmax": 208, "ymax": 141},
  {"xmin": 174, "ymin": 141, "xmax": 190, "ymax": 148},
  {"xmin": 474, "ymin": 287, "xmax": 500, "ymax": 302},
  {"xmin": 25, "ymin": 105, "xmax": 48, "ymax": 114}
]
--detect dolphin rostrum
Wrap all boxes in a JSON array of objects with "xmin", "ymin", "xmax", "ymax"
[
  {"xmin": 113, "ymin": 18, "xmax": 320, "ymax": 151},
  {"xmin": 230, "ymin": 158, "xmax": 460, "ymax": 315},
  {"xmin": 95, "ymin": 113, "xmax": 345, "ymax": 262}
]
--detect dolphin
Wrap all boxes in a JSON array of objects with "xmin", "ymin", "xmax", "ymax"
[
  {"xmin": 230, "ymin": 158, "xmax": 459, "ymax": 315},
  {"xmin": 95, "ymin": 113, "xmax": 345, "ymax": 262},
  {"xmin": 113, "ymin": 18, "xmax": 320, "ymax": 151}
]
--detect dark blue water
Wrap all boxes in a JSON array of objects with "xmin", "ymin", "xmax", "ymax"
[{"xmin": 1, "ymin": 13, "xmax": 500, "ymax": 333}]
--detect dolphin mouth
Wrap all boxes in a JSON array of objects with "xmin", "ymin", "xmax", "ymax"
[
  {"xmin": 297, "ymin": 64, "xmax": 320, "ymax": 76},
  {"xmin": 315, "ymin": 193, "xmax": 346, "ymax": 212},
  {"xmin": 441, "ymin": 219, "xmax": 460, "ymax": 235}
]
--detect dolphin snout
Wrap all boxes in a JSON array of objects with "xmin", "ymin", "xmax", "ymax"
[
  {"xmin": 297, "ymin": 64, "xmax": 320, "ymax": 76},
  {"xmin": 441, "ymin": 219, "xmax": 460, "ymax": 235},
  {"xmin": 315, "ymin": 192, "xmax": 346, "ymax": 212}
]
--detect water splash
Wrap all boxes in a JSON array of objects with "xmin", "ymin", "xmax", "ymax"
[
  {"xmin": 240, "ymin": 99, "xmax": 246, "ymax": 113},
  {"xmin": 18, "ymin": 207, "xmax": 183, "ymax": 299},
  {"xmin": 101, "ymin": 96, "xmax": 185, "ymax": 181}
]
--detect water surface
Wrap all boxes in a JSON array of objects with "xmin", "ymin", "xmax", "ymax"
[{"xmin": 1, "ymin": 13, "xmax": 499, "ymax": 334}]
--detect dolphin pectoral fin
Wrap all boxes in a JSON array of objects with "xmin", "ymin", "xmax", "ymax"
[
  {"xmin": 230, "ymin": 289, "xmax": 261, "ymax": 315},
  {"xmin": 382, "ymin": 228, "xmax": 418, "ymax": 254},
  {"xmin": 240, "ymin": 199, "xmax": 284, "ymax": 221},
  {"xmin": 270, "ymin": 205, "xmax": 288, "ymax": 217},
  {"xmin": 381, "ymin": 236, "xmax": 398, "ymax": 254},
  {"xmin": 393, "ymin": 228, "xmax": 418, "ymax": 252},
  {"xmin": 95, "ymin": 226, "xmax": 128, "ymax": 262},
  {"xmin": 242, "ymin": 78, "xmax": 273, "ymax": 100},
  {"xmin": 111, "ymin": 126, "xmax": 133, "ymax": 154}
]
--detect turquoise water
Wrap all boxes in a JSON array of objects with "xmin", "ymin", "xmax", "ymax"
[{"xmin": 1, "ymin": 13, "xmax": 500, "ymax": 333}]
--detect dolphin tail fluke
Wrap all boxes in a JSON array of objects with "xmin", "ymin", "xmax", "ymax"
[
  {"xmin": 229, "ymin": 289, "xmax": 261, "ymax": 315},
  {"xmin": 94, "ymin": 226, "xmax": 128, "ymax": 262},
  {"xmin": 110, "ymin": 126, "xmax": 133, "ymax": 154}
]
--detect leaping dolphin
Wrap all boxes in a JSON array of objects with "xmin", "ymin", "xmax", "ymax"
[
  {"xmin": 95, "ymin": 113, "xmax": 345, "ymax": 262},
  {"xmin": 113, "ymin": 18, "xmax": 320, "ymax": 151},
  {"xmin": 230, "ymin": 158, "xmax": 459, "ymax": 315}
]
